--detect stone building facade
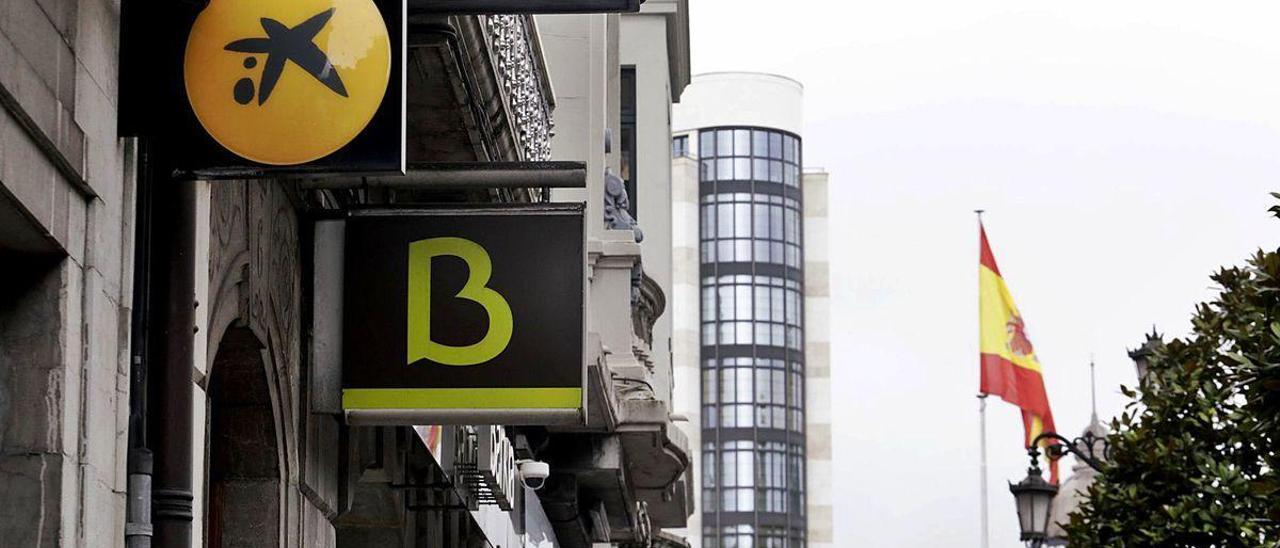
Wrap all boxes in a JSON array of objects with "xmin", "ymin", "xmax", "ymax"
[
  {"xmin": 0, "ymin": 0, "xmax": 695, "ymax": 545},
  {"xmin": 0, "ymin": 0, "xmax": 138, "ymax": 542}
]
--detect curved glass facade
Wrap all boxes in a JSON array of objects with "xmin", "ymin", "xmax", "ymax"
[{"xmin": 697, "ymin": 127, "xmax": 806, "ymax": 548}]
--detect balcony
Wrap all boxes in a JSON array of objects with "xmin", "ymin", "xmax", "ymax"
[
  {"xmin": 534, "ymin": 184, "xmax": 692, "ymax": 546},
  {"xmin": 403, "ymin": 14, "xmax": 553, "ymax": 166}
]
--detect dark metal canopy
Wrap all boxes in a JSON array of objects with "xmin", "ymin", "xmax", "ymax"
[{"xmin": 410, "ymin": 0, "xmax": 641, "ymax": 14}]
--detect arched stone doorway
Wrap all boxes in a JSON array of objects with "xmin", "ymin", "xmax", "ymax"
[{"xmin": 206, "ymin": 327, "xmax": 282, "ymax": 547}]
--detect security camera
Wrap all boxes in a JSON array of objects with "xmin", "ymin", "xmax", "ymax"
[{"xmin": 517, "ymin": 459, "xmax": 550, "ymax": 491}]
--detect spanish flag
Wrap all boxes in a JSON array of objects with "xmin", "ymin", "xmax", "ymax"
[{"xmin": 978, "ymin": 223, "xmax": 1060, "ymax": 483}]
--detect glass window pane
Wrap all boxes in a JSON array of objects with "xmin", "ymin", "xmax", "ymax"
[
  {"xmin": 736, "ymin": 321, "xmax": 753, "ymax": 344},
  {"xmin": 753, "ymin": 203, "xmax": 769, "ymax": 238},
  {"xmin": 754, "ymin": 240, "xmax": 769, "ymax": 262},
  {"xmin": 701, "ymin": 131, "xmax": 715, "ymax": 158},
  {"xmin": 784, "ymin": 135, "xmax": 796, "ymax": 162},
  {"xmin": 735, "ymin": 239, "xmax": 751, "ymax": 261},
  {"xmin": 770, "ymin": 206, "xmax": 783, "ymax": 239},
  {"xmin": 702, "ymin": 286, "xmax": 714, "ymax": 319},
  {"xmin": 784, "ymin": 208, "xmax": 797, "ymax": 242},
  {"xmin": 718, "ymin": 130, "xmax": 733, "ymax": 157},
  {"xmin": 721, "ymin": 405, "xmax": 735, "ymax": 427},
  {"xmin": 719, "ymin": 286, "xmax": 734, "ymax": 320},
  {"xmin": 734, "ymin": 129, "xmax": 751, "ymax": 156},
  {"xmin": 718, "ymin": 240, "xmax": 733, "ymax": 262},
  {"xmin": 703, "ymin": 453, "xmax": 716, "ymax": 486},
  {"xmin": 736, "ymin": 285, "xmax": 752, "ymax": 320},
  {"xmin": 738, "ymin": 489, "xmax": 754, "ymax": 513},
  {"xmin": 753, "ymin": 130, "xmax": 769, "ymax": 157},
  {"xmin": 720, "ymin": 367, "xmax": 734, "ymax": 402},
  {"xmin": 718, "ymin": 158, "xmax": 733, "ymax": 181},
  {"xmin": 734, "ymin": 203, "xmax": 751, "ymax": 237},
  {"xmin": 701, "ymin": 159, "xmax": 715, "ymax": 181},
  {"xmin": 769, "ymin": 132, "xmax": 782, "ymax": 158},
  {"xmin": 755, "ymin": 286, "xmax": 770, "ymax": 320},
  {"xmin": 717, "ymin": 203, "xmax": 733, "ymax": 238},
  {"xmin": 756, "ymin": 369, "xmax": 771, "ymax": 402},
  {"xmin": 734, "ymin": 158, "xmax": 751, "ymax": 180},
  {"xmin": 753, "ymin": 158, "xmax": 768, "ymax": 181},
  {"xmin": 786, "ymin": 290, "xmax": 798, "ymax": 324},
  {"xmin": 769, "ymin": 160, "xmax": 782, "ymax": 182}
]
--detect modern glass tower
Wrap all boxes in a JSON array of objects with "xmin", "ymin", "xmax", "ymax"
[
  {"xmin": 698, "ymin": 125, "xmax": 806, "ymax": 548},
  {"xmin": 672, "ymin": 72, "xmax": 830, "ymax": 548}
]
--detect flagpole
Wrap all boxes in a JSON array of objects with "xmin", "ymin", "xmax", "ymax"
[
  {"xmin": 978, "ymin": 393, "xmax": 990, "ymax": 548},
  {"xmin": 975, "ymin": 209, "xmax": 990, "ymax": 548},
  {"xmin": 1090, "ymin": 354, "xmax": 1099, "ymax": 422}
]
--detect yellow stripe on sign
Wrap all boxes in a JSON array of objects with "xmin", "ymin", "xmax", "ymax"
[{"xmin": 342, "ymin": 388, "xmax": 583, "ymax": 409}]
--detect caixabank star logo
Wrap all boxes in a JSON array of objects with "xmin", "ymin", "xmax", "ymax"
[{"xmin": 184, "ymin": 0, "xmax": 391, "ymax": 165}]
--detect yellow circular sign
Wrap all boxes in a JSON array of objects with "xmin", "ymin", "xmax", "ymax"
[{"xmin": 184, "ymin": 0, "xmax": 391, "ymax": 165}]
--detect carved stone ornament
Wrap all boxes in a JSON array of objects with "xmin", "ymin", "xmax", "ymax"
[
  {"xmin": 604, "ymin": 169, "xmax": 643, "ymax": 242},
  {"xmin": 483, "ymin": 15, "xmax": 553, "ymax": 161}
]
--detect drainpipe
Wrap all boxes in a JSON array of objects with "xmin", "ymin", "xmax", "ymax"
[
  {"xmin": 127, "ymin": 449, "xmax": 154, "ymax": 548},
  {"xmin": 127, "ymin": 138, "xmax": 155, "ymax": 547},
  {"xmin": 144, "ymin": 140, "xmax": 197, "ymax": 548}
]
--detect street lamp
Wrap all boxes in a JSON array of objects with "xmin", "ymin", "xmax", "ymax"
[
  {"xmin": 1008, "ymin": 430, "xmax": 1108, "ymax": 546},
  {"xmin": 1008, "ymin": 449, "xmax": 1058, "ymax": 547}
]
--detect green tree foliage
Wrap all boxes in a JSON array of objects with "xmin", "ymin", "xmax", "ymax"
[{"xmin": 1066, "ymin": 198, "xmax": 1280, "ymax": 547}]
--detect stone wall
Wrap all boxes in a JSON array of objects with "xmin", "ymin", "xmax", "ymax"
[
  {"xmin": 0, "ymin": 0, "xmax": 137, "ymax": 543},
  {"xmin": 803, "ymin": 170, "xmax": 833, "ymax": 548},
  {"xmin": 201, "ymin": 180, "xmax": 341, "ymax": 547}
]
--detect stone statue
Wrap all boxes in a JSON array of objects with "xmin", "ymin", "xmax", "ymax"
[
  {"xmin": 604, "ymin": 168, "xmax": 643, "ymax": 243},
  {"xmin": 603, "ymin": 168, "xmax": 644, "ymax": 302}
]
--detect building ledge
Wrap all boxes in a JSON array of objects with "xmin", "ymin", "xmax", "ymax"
[
  {"xmin": 654, "ymin": 530, "xmax": 694, "ymax": 548},
  {"xmin": 617, "ymin": 399, "xmax": 692, "ymax": 528}
]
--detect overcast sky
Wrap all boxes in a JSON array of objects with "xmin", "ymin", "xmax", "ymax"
[{"xmin": 687, "ymin": 1, "xmax": 1280, "ymax": 545}]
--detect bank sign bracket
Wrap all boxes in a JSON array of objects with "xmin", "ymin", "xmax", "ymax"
[{"xmin": 311, "ymin": 203, "xmax": 586, "ymax": 426}]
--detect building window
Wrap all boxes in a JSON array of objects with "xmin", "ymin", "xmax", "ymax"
[
  {"xmin": 673, "ymin": 135, "xmax": 690, "ymax": 158},
  {"xmin": 699, "ymin": 193, "xmax": 802, "ymax": 267},
  {"xmin": 620, "ymin": 66, "xmax": 638, "ymax": 219},
  {"xmin": 696, "ymin": 128, "xmax": 802, "ymax": 187},
  {"xmin": 701, "ymin": 357, "xmax": 804, "ymax": 432},
  {"xmin": 700, "ymin": 275, "xmax": 803, "ymax": 350}
]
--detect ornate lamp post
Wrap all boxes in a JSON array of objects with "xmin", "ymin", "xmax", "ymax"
[
  {"xmin": 1008, "ymin": 452, "xmax": 1057, "ymax": 547},
  {"xmin": 1009, "ymin": 430, "xmax": 1109, "ymax": 546}
]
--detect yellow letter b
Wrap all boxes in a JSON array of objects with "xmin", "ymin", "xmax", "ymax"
[{"xmin": 407, "ymin": 237, "xmax": 514, "ymax": 366}]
